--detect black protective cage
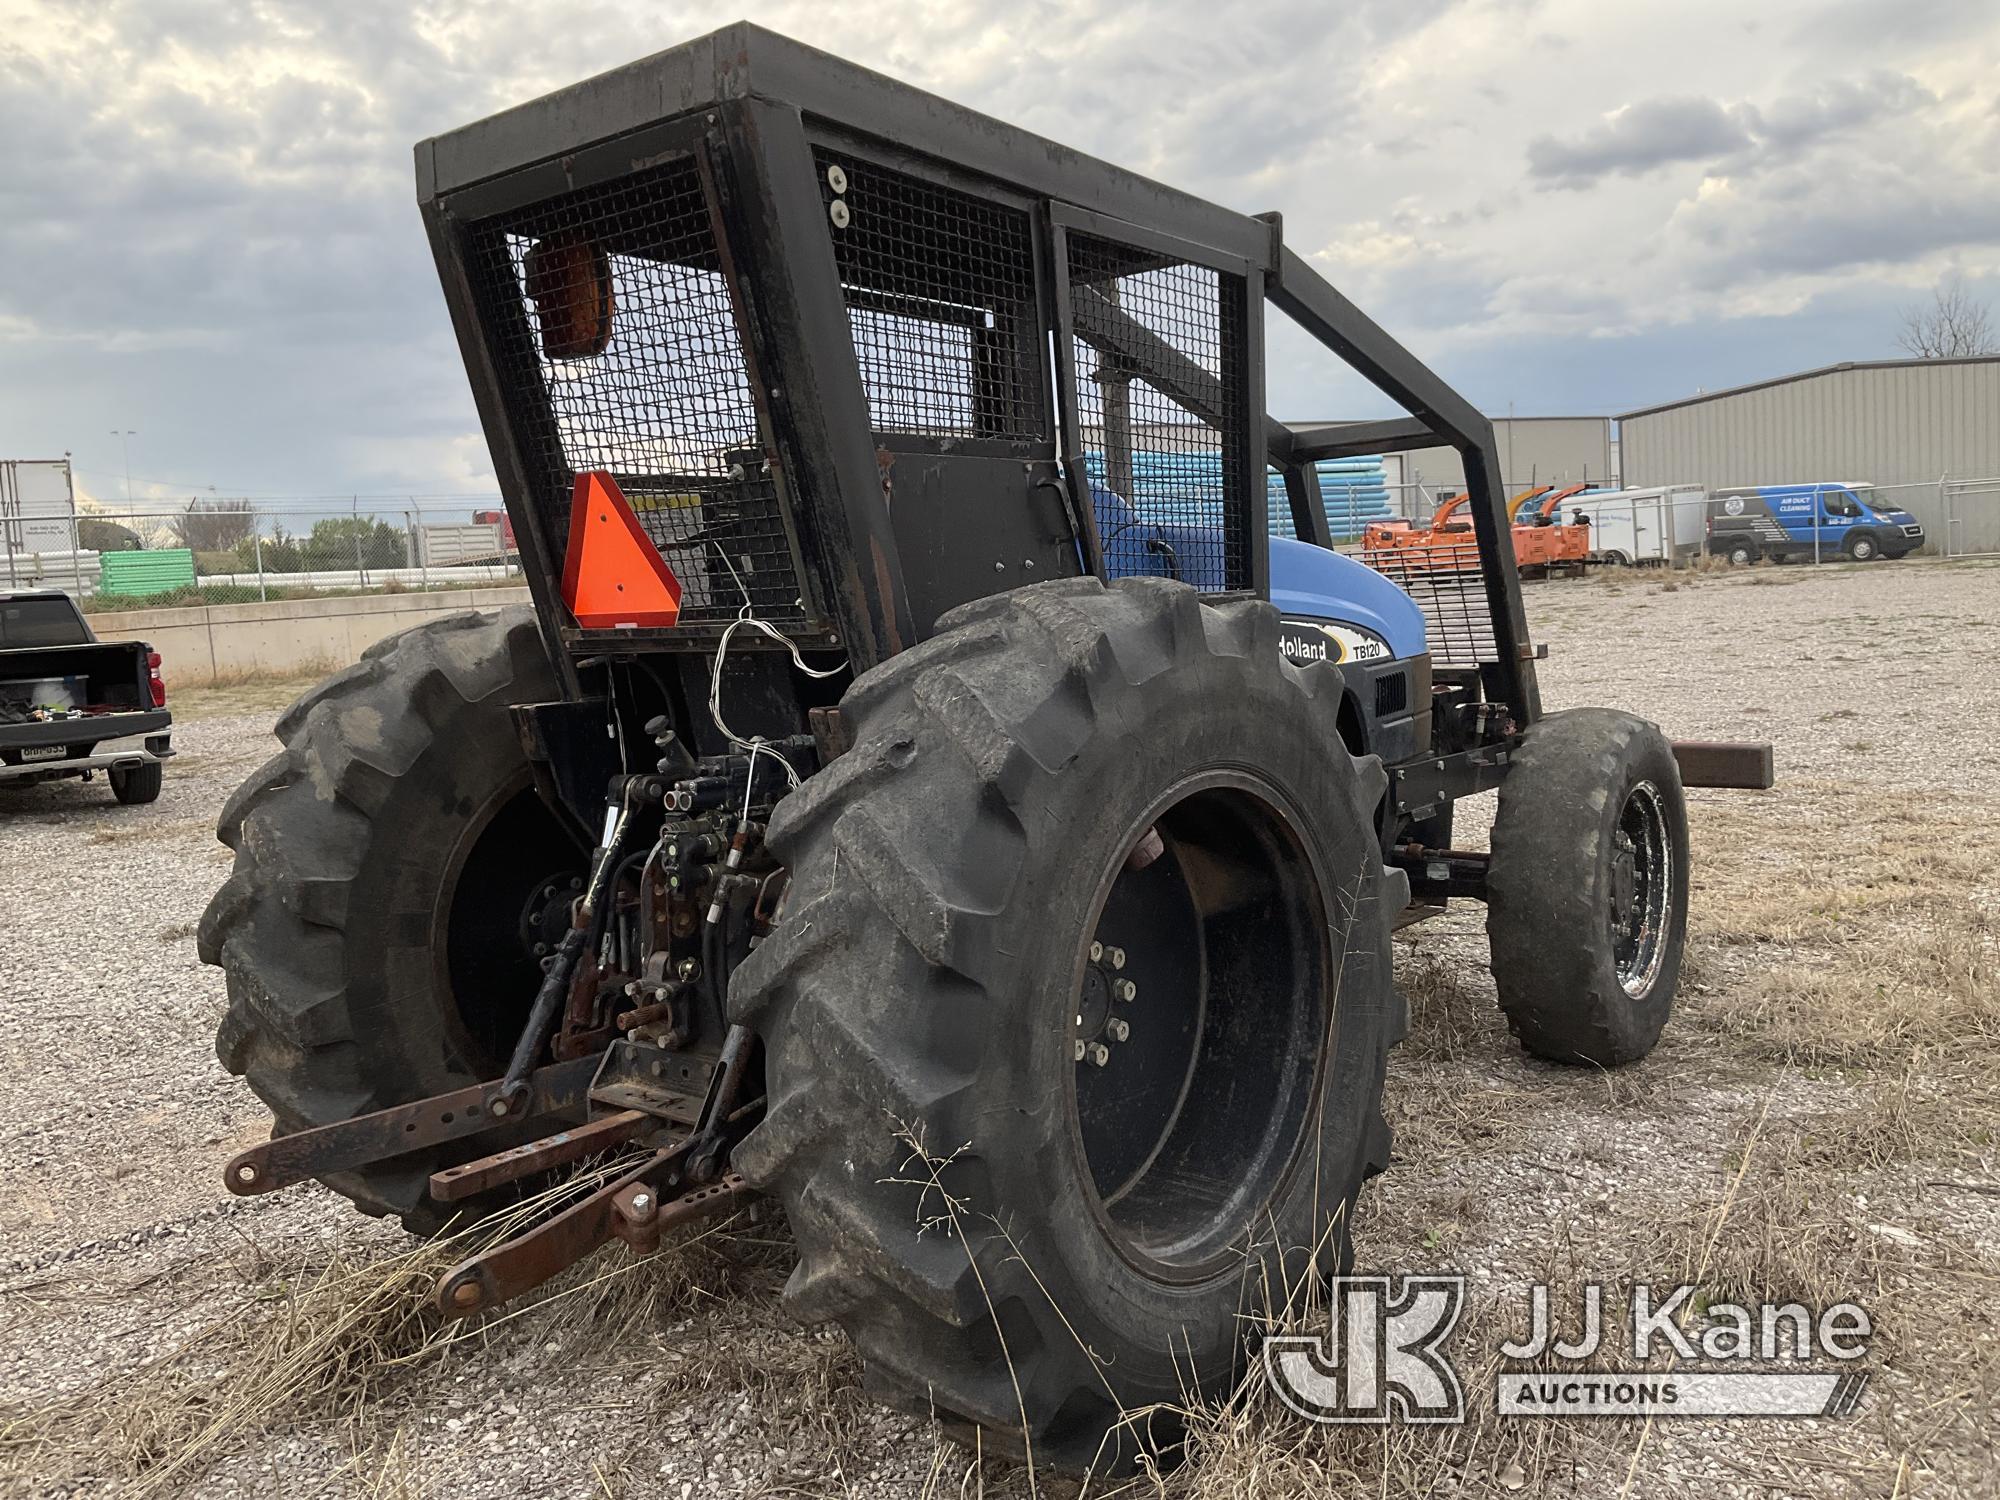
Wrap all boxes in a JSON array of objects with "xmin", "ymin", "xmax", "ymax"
[{"xmin": 416, "ymin": 23, "xmax": 1541, "ymax": 725}]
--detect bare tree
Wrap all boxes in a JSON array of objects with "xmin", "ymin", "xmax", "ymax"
[
  {"xmin": 1896, "ymin": 275, "xmax": 1998, "ymax": 358},
  {"xmin": 168, "ymin": 499, "xmax": 259, "ymax": 552}
]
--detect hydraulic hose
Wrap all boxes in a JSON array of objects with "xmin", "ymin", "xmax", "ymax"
[{"xmin": 494, "ymin": 797, "xmax": 633, "ymax": 1113}]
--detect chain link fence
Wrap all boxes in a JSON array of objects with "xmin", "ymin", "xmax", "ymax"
[
  {"xmin": 1, "ymin": 500, "xmax": 526, "ymax": 608},
  {"xmin": 1364, "ymin": 476, "xmax": 2000, "ymax": 565},
  {"xmin": 5, "ymin": 477, "xmax": 1997, "ymax": 610}
]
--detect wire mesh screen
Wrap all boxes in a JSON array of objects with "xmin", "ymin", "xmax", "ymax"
[
  {"xmin": 463, "ymin": 154, "xmax": 805, "ymax": 628},
  {"xmin": 815, "ymin": 150, "xmax": 1043, "ymax": 441},
  {"xmin": 1356, "ymin": 536, "xmax": 1496, "ymax": 667},
  {"xmin": 1066, "ymin": 234, "xmax": 1249, "ymax": 591}
]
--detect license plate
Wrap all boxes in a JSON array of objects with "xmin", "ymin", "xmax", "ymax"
[{"xmin": 19, "ymin": 745, "xmax": 67, "ymax": 762}]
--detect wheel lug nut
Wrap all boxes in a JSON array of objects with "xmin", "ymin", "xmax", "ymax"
[
  {"xmin": 1086, "ymin": 1042, "xmax": 1110, "ymax": 1067},
  {"xmin": 1089, "ymin": 941, "xmax": 1103, "ymax": 963},
  {"xmin": 1114, "ymin": 978, "xmax": 1136, "ymax": 1003},
  {"xmin": 1106, "ymin": 1018, "xmax": 1130, "ymax": 1042},
  {"xmin": 1073, "ymin": 1039, "xmax": 1087, "ymax": 1062},
  {"xmin": 1107, "ymin": 947, "xmax": 1126, "ymax": 970}
]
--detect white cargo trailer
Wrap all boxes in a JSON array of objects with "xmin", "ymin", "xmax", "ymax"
[
  {"xmin": 1, "ymin": 459, "xmax": 80, "ymax": 562},
  {"xmin": 1561, "ymin": 484, "xmax": 1706, "ymax": 564},
  {"xmin": 417, "ymin": 520, "xmax": 508, "ymax": 567}
]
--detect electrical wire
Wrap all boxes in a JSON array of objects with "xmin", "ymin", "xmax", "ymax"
[
  {"xmin": 741, "ymin": 738, "xmax": 765, "ymax": 825},
  {"xmin": 608, "ymin": 659, "xmax": 631, "ymax": 776},
  {"xmin": 707, "ymin": 604, "xmax": 845, "ymax": 791}
]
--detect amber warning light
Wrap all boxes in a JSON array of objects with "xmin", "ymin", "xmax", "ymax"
[{"xmin": 560, "ymin": 471, "xmax": 683, "ymax": 629}]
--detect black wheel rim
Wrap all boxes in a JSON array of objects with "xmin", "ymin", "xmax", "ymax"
[
  {"xmin": 1610, "ymin": 780, "xmax": 1672, "ymax": 998},
  {"xmin": 433, "ymin": 774, "xmax": 585, "ymax": 1073},
  {"xmin": 1068, "ymin": 772, "xmax": 1330, "ymax": 1276}
]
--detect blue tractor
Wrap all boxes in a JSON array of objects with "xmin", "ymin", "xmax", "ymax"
[{"xmin": 204, "ymin": 25, "xmax": 1773, "ymax": 1473}]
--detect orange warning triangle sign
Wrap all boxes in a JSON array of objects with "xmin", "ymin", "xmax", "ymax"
[{"xmin": 561, "ymin": 471, "xmax": 682, "ymax": 629}]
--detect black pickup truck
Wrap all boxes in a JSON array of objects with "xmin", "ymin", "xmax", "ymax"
[{"xmin": 0, "ymin": 591, "xmax": 173, "ymax": 804}]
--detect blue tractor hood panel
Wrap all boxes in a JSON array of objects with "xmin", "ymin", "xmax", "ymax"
[
  {"xmin": 1093, "ymin": 485, "xmax": 1427, "ymax": 660},
  {"xmin": 1270, "ymin": 536, "xmax": 1427, "ymax": 658}
]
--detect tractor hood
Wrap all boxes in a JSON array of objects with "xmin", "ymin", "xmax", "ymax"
[{"xmin": 1269, "ymin": 536, "xmax": 1427, "ymax": 659}]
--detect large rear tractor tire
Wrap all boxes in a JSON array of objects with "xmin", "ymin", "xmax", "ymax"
[
  {"xmin": 200, "ymin": 609, "xmax": 582, "ymax": 1231},
  {"xmin": 1486, "ymin": 708, "xmax": 1689, "ymax": 1066},
  {"xmin": 730, "ymin": 577, "xmax": 1406, "ymax": 1473}
]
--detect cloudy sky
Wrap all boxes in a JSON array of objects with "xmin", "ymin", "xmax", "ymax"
[{"xmin": 3, "ymin": 0, "xmax": 1997, "ymax": 509}]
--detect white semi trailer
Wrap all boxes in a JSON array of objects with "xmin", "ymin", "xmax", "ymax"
[
  {"xmin": 1562, "ymin": 484, "xmax": 1707, "ymax": 565},
  {"xmin": 1, "ymin": 459, "xmax": 81, "ymax": 570}
]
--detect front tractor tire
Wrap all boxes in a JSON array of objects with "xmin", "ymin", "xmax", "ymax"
[
  {"xmin": 200, "ymin": 608, "xmax": 580, "ymax": 1230},
  {"xmin": 730, "ymin": 577, "xmax": 1406, "ymax": 1473},
  {"xmin": 1485, "ymin": 708, "xmax": 1690, "ymax": 1066}
]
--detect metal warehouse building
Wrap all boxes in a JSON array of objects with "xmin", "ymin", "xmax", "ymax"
[
  {"xmin": 1290, "ymin": 415, "xmax": 1615, "ymax": 506},
  {"xmin": 1618, "ymin": 357, "xmax": 2000, "ymax": 553},
  {"xmin": 1401, "ymin": 415, "xmax": 1615, "ymax": 496}
]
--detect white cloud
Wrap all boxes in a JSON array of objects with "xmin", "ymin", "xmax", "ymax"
[
  {"xmin": 0, "ymin": 0, "xmax": 1996, "ymax": 492},
  {"xmin": 1528, "ymin": 97, "xmax": 1756, "ymax": 189}
]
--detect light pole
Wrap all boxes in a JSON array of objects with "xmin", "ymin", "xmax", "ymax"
[{"xmin": 110, "ymin": 430, "xmax": 136, "ymax": 507}]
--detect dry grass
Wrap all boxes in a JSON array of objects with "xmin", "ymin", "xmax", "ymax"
[
  {"xmin": 1153, "ymin": 776, "xmax": 2000, "ymax": 1496},
  {"xmin": 170, "ymin": 666, "xmax": 335, "ymax": 721},
  {"xmin": 17, "ymin": 760, "xmax": 1995, "ymax": 1495},
  {"xmin": 86, "ymin": 815, "xmax": 209, "ymax": 845},
  {"xmin": 1682, "ymin": 783, "xmax": 2000, "ymax": 1071},
  {"xmin": 0, "ymin": 1161, "xmax": 770, "ymax": 1498},
  {"xmin": 0, "ymin": 1230, "xmax": 464, "ymax": 1494},
  {"xmin": 1393, "ymin": 947, "xmax": 1507, "ymax": 1064}
]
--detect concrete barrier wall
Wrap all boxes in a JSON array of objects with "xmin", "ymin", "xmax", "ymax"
[{"xmin": 99, "ymin": 587, "xmax": 533, "ymax": 683}]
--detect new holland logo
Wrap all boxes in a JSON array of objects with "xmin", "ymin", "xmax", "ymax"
[
  {"xmin": 1278, "ymin": 624, "xmax": 1338, "ymax": 665},
  {"xmin": 1277, "ymin": 620, "xmax": 1393, "ymax": 667}
]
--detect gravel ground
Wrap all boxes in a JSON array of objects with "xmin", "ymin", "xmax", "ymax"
[{"xmin": 2, "ymin": 557, "xmax": 1996, "ymax": 1498}]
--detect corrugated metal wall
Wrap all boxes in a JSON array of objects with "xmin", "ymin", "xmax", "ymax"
[
  {"xmin": 1282, "ymin": 417, "xmax": 1616, "ymax": 505},
  {"xmin": 1392, "ymin": 417, "xmax": 1614, "ymax": 496},
  {"xmin": 1619, "ymin": 360, "xmax": 2000, "ymax": 550}
]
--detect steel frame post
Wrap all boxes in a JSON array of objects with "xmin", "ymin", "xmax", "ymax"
[
  {"xmin": 418, "ymin": 172, "xmax": 584, "ymax": 697},
  {"xmin": 708, "ymin": 98, "xmax": 917, "ymax": 669},
  {"xmin": 1262, "ymin": 237, "xmax": 1540, "ymax": 726},
  {"xmin": 413, "ymin": 24, "xmax": 1543, "ymax": 722},
  {"xmin": 1241, "ymin": 267, "xmax": 1271, "ymax": 603},
  {"xmin": 1280, "ymin": 460, "xmax": 1334, "ymax": 550},
  {"xmin": 1045, "ymin": 216, "xmax": 1105, "ymax": 580}
]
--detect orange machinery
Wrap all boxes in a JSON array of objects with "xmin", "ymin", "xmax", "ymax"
[
  {"xmin": 1510, "ymin": 483, "xmax": 1591, "ymax": 572},
  {"xmin": 1361, "ymin": 486, "xmax": 1552, "ymax": 572},
  {"xmin": 1360, "ymin": 482, "xmax": 1595, "ymax": 577}
]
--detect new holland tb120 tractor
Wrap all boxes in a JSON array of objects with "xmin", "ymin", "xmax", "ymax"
[{"xmin": 201, "ymin": 24, "xmax": 1773, "ymax": 1471}]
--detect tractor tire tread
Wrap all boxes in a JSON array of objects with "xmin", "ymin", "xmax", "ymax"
[
  {"xmin": 730, "ymin": 576, "xmax": 1400, "ymax": 1471},
  {"xmin": 200, "ymin": 607, "xmax": 550, "ymax": 1230}
]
